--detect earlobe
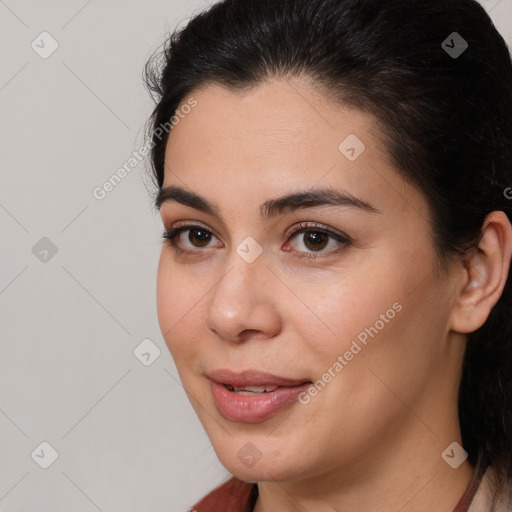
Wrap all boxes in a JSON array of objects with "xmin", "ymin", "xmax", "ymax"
[{"xmin": 450, "ymin": 211, "xmax": 512, "ymax": 334}]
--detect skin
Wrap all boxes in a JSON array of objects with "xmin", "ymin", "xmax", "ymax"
[{"xmin": 155, "ymin": 77, "xmax": 512, "ymax": 511}]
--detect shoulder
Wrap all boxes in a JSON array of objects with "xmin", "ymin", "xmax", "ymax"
[
  {"xmin": 189, "ymin": 476, "xmax": 257, "ymax": 512},
  {"xmin": 470, "ymin": 466, "xmax": 512, "ymax": 512}
]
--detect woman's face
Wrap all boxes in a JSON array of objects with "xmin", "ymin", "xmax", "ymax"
[{"xmin": 156, "ymin": 78, "xmax": 463, "ymax": 484}]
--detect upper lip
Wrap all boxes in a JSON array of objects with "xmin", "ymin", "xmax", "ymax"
[{"xmin": 208, "ymin": 369, "xmax": 311, "ymax": 387}]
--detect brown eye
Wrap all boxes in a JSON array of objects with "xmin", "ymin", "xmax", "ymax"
[
  {"xmin": 302, "ymin": 231, "xmax": 329, "ymax": 251},
  {"xmin": 162, "ymin": 224, "xmax": 220, "ymax": 252},
  {"xmin": 286, "ymin": 222, "xmax": 352, "ymax": 259},
  {"xmin": 189, "ymin": 228, "xmax": 212, "ymax": 247}
]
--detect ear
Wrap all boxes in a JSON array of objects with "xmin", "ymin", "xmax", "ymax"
[{"xmin": 450, "ymin": 211, "xmax": 512, "ymax": 334}]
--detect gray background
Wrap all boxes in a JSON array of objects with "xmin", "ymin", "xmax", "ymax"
[{"xmin": 1, "ymin": 1, "xmax": 511, "ymax": 511}]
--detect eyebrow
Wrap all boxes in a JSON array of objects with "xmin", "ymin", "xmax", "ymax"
[{"xmin": 155, "ymin": 185, "xmax": 381, "ymax": 218}]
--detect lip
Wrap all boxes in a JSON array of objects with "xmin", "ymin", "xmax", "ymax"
[
  {"xmin": 208, "ymin": 369, "xmax": 310, "ymax": 387},
  {"xmin": 208, "ymin": 369, "xmax": 312, "ymax": 423}
]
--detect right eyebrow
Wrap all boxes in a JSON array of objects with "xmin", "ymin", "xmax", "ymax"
[{"xmin": 155, "ymin": 185, "xmax": 219, "ymax": 215}]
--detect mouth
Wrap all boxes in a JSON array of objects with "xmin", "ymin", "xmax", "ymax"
[
  {"xmin": 208, "ymin": 369, "xmax": 313, "ymax": 422},
  {"xmin": 223, "ymin": 383, "xmax": 282, "ymax": 395}
]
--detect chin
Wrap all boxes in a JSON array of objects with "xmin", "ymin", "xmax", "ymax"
[{"xmin": 210, "ymin": 435, "xmax": 308, "ymax": 483}]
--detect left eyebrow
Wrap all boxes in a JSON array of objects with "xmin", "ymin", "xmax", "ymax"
[
  {"xmin": 155, "ymin": 185, "xmax": 381, "ymax": 218},
  {"xmin": 260, "ymin": 187, "xmax": 381, "ymax": 217}
]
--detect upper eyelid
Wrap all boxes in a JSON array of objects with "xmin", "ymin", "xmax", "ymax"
[
  {"xmin": 168, "ymin": 221, "xmax": 223, "ymax": 243},
  {"xmin": 167, "ymin": 220, "xmax": 346, "ymax": 238},
  {"xmin": 284, "ymin": 221, "xmax": 350, "ymax": 240}
]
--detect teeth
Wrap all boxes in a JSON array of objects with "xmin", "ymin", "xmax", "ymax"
[{"xmin": 226, "ymin": 384, "xmax": 279, "ymax": 393}]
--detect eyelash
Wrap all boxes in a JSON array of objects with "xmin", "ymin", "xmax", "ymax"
[{"xmin": 161, "ymin": 221, "xmax": 352, "ymax": 260}]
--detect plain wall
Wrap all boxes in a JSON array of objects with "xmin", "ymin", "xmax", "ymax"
[{"xmin": 1, "ymin": 1, "xmax": 511, "ymax": 510}]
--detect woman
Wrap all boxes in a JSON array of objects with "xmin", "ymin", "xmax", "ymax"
[{"xmin": 143, "ymin": 0, "xmax": 512, "ymax": 510}]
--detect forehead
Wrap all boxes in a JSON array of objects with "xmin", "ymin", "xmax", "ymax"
[
  {"xmin": 168, "ymin": 79, "xmax": 374, "ymax": 145},
  {"xmin": 162, "ymin": 79, "xmax": 426, "ymax": 222},
  {"xmin": 166, "ymin": 80, "xmax": 377, "ymax": 178}
]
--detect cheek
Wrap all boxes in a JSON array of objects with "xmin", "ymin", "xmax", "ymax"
[
  {"xmin": 293, "ymin": 261, "xmax": 439, "ymax": 415},
  {"xmin": 156, "ymin": 253, "xmax": 204, "ymax": 363},
  {"xmin": 311, "ymin": 271, "xmax": 449, "ymax": 426},
  {"xmin": 291, "ymin": 267, "xmax": 406, "ymax": 366},
  {"xmin": 156, "ymin": 254, "xmax": 177, "ymax": 339}
]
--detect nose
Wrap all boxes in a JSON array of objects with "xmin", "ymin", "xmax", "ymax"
[{"xmin": 205, "ymin": 254, "xmax": 282, "ymax": 343}]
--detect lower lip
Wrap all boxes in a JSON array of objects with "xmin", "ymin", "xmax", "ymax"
[{"xmin": 210, "ymin": 380, "xmax": 311, "ymax": 423}]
